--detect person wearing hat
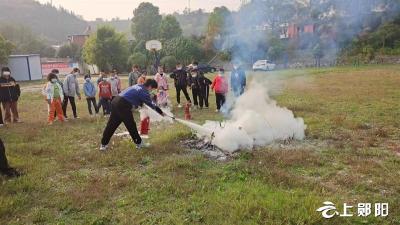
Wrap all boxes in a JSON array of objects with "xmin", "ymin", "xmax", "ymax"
[{"xmin": 0, "ymin": 67, "xmax": 21, "ymax": 124}]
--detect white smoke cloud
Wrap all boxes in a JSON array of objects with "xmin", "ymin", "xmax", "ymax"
[{"xmin": 196, "ymin": 80, "xmax": 306, "ymax": 153}]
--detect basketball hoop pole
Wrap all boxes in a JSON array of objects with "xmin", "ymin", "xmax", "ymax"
[
  {"xmin": 146, "ymin": 40, "xmax": 162, "ymax": 74},
  {"xmin": 153, "ymin": 49, "xmax": 160, "ymax": 73}
]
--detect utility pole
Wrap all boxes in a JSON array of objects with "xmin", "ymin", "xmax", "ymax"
[{"xmin": 188, "ymin": 0, "xmax": 191, "ymax": 13}]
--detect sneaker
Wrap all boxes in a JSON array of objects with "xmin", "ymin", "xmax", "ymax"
[
  {"xmin": 74, "ymin": 117, "xmax": 80, "ymax": 119},
  {"xmin": 215, "ymin": 109, "xmax": 219, "ymax": 112},
  {"xmin": 136, "ymin": 142, "xmax": 150, "ymax": 150},
  {"xmin": 0, "ymin": 168, "xmax": 21, "ymax": 178},
  {"xmin": 48, "ymin": 122, "xmax": 54, "ymax": 126},
  {"xmin": 99, "ymin": 145, "xmax": 108, "ymax": 151},
  {"xmin": 178, "ymin": 104, "xmax": 182, "ymax": 108},
  {"xmin": 0, "ymin": 124, "xmax": 4, "ymax": 127}
]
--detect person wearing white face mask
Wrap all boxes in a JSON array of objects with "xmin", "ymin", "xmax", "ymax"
[
  {"xmin": 154, "ymin": 66, "xmax": 169, "ymax": 107},
  {"xmin": 99, "ymin": 79, "xmax": 165, "ymax": 151},
  {"xmin": 211, "ymin": 68, "xmax": 228, "ymax": 112},
  {"xmin": 44, "ymin": 73, "xmax": 65, "ymax": 124},
  {"xmin": 109, "ymin": 74, "xmax": 120, "ymax": 100},
  {"xmin": 188, "ymin": 67, "xmax": 207, "ymax": 109},
  {"xmin": 170, "ymin": 62, "xmax": 191, "ymax": 108},
  {"xmin": 83, "ymin": 75, "xmax": 99, "ymax": 116},
  {"xmin": 62, "ymin": 68, "xmax": 81, "ymax": 119},
  {"xmin": 0, "ymin": 67, "xmax": 21, "ymax": 124},
  {"xmin": 230, "ymin": 61, "xmax": 247, "ymax": 97}
]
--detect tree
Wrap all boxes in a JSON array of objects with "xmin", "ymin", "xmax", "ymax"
[
  {"xmin": 205, "ymin": 7, "xmax": 233, "ymax": 51},
  {"xmin": 57, "ymin": 43, "xmax": 81, "ymax": 60},
  {"xmin": 159, "ymin": 15, "xmax": 182, "ymax": 41},
  {"xmin": 83, "ymin": 26, "xmax": 129, "ymax": 71},
  {"xmin": 160, "ymin": 55, "xmax": 177, "ymax": 71},
  {"xmin": 131, "ymin": 3, "xmax": 162, "ymax": 41},
  {"xmin": 267, "ymin": 37, "xmax": 285, "ymax": 61},
  {"xmin": 128, "ymin": 52, "xmax": 147, "ymax": 68},
  {"xmin": 0, "ymin": 23, "xmax": 55, "ymax": 57},
  {"xmin": 0, "ymin": 34, "xmax": 14, "ymax": 64},
  {"xmin": 163, "ymin": 37, "xmax": 203, "ymax": 65}
]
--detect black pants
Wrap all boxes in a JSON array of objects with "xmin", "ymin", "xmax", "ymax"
[
  {"xmin": 0, "ymin": 105, "xmax": 3, "ymax": 124},
  {"xmin": 101, "ymin": 96, "xmax": 141, "ymax": 145},
  {"xmin": 86, "ymin": 97, "xmax": 98, "ymax": 115},
  {"xmin": 0, "ymin": 138, "xmax": 8, "ymax": 170},
  {"xmin": 192, "ymin": 87, "xmax": 207, "ymax": 108},
  {"xmin": 205, "ymin": 85, "xmax": 210, "ymax": 108},
  {"xmin": 62, "ymin": 96, "xmax": 77, "ymax": 118},
  {"xmin": 98, "ymin": 98, "xmax": 111, "ymax": 115},
  {"xmin": 176, "ymin": 85, "xmax": 191, "ymax": 104},
  {"xmin": 215, "ymin": 93, "xmax": 226, "ymax": 110}
]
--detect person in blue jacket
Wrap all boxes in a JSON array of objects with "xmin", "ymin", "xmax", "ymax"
[
  {"xmin": 83, "ymin": 75, "xmax": 99, "ymax": 115},
  {"xmin": 100, "ymin": 79, "xmax": 164, "ymax": 151},
  {"xmin": 230, "ymin": 61, "xmax": 247, "ymax": 97}
]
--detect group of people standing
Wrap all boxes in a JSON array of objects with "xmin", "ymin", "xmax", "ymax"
[
  {"xmin": 168, "ymin": 61, "xmax": 246, "ymax": 112},
  {"xmin": 0, "ymin": 61, "xmax": 248, "ymax": 176},
  {"xmin": 42, "ymin": 68, "xmax": 124, "ymax": 124}
]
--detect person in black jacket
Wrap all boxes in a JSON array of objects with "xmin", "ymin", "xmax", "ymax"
[
  {"xmin": 191, "ymin": 62, "xmax": 212, "ymax": 108},
  {"xmin": 0, "ymin": 67, "xmax": 21, "ymax": 123},
  {"xmin": 0, "ymin": 138, "xmax": 20, "ymax": 177},
  {"xmin": 170, "ymin": 63, "xmax": 191, "ymax": 108},
  {"xmin": 188, "ymin": 68, "xmax": 208, "ymax": 109}
]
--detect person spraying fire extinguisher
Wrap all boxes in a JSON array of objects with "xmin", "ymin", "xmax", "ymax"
[{"xmin": 100, "ymin": 79, "xmax": 165, "ymax": 151}]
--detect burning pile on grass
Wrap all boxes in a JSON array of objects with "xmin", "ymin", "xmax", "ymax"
[
  {"xmin": 180, "ymin": 138, "xmax": 231, "ymax": 161},
  {"xmin": 177, "ymin": 80, "xmax": 307, "ymax": 153}
]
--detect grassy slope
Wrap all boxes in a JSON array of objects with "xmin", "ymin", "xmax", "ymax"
[{"xmin": 1, "ymin": 65, "xmax": 399, "ymax": 225}]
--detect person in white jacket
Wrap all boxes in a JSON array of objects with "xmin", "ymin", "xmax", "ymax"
[{"xmin": 44, "ymin": 73, "xmax": 65, "ymax": 124}]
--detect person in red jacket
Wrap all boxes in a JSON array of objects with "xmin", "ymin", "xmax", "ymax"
[
  {"xmin": 211, "ymin": 68, "xmax": 228, "ymax": 112},
  {"xmin": 97, "ymin": 77, "xmax": 112, "ymax": 116}
]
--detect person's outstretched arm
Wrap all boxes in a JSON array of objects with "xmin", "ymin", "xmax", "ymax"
[{"xmin": 141, "ymin": 93, "xmax": 164, "ymax": 116}]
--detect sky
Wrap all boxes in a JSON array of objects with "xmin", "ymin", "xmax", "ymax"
[{"xmin": 37, "ymin": 0, "xmax": 242, "ymax": 21}]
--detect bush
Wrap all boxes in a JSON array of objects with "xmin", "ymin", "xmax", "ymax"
[
  {"xmin": 128, "ymin": 52, "xmax": 147, "ymax": 68},
  {"xmin": 218, "ymin": 51, "xmax": 231, "ymax": 61},
  {"xmin": 160, "ymin": 55, "xmax": 177, "ymax": 72}
]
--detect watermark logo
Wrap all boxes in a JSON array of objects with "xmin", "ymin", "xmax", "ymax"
[{"xmin": 317, "ymin": 202, "xmax": 388, "ymax": 219}]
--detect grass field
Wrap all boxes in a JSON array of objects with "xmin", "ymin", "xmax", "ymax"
[{"xmin": 1, "ymin": 65, "xmax": 399, "ymax": 225}]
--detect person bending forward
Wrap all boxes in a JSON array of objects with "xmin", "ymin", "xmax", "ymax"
[{"xmin": 100, "ymin": 79, "xmax": 164, "ymax": 151}]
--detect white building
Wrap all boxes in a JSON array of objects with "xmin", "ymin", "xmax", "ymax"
[{"xmin": 7, "ymin": 55, "xmax": 42, "ymax": 81}]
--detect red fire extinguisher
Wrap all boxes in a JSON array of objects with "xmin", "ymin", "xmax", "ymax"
[
  {"xmin": 184, "ymin": 103, "xmax": 192, "ymax": 120},
  {"xmin": 140, "ymin": 117, "xmax": 150, "ymax": 135}
]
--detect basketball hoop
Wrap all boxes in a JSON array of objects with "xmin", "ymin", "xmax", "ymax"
[{"xmin": 146, "ymin": 40, "xmax": 162, "ymax": 51}]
